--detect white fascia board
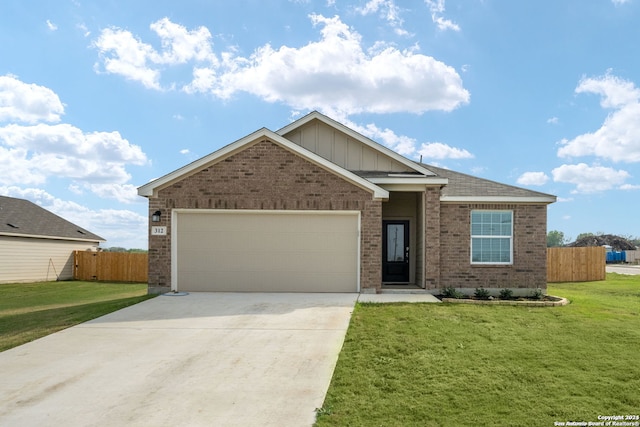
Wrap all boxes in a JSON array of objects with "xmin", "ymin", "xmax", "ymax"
[
  {"xmin": 138, "ymin": 127, "xmax": 389, "ymax": 200},
  {"xmin": 0, "ymin": 232, "xmax": 105, "ymax": 243},
  {"xmin": 440, "ymin": 196, "xmax": 557, "ymax": 204},
  {"xmin": 368, "ymin": 177, "xmax": 448, "ymax": 185},
  {"xmin": 276, "ymin": 111, "xmax": 435, "ymax": 176}
]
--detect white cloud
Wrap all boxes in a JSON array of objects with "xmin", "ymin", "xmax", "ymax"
[
  {"xmin": 418, "ymin": 142, "xmax": 473, "ymax": 160},
  {"xmin": 425, "ymin": 0, "xmax": 460, "ymax": 32},
  {"xmin": 217, "ymin": 15, "xmax": 468, "ymax": 114},
  {"xmin": 92, "ymin": 28, "xmax": 163, "ymax": 90},
  {"xmin": 620, "ymin": 183, "xmax": 640, "ymax": 190},
  {"xmin": 92, "ymin": 18, "xmax": 217, "ymax": 90},
  {"xmin": 516, "ymin": 171, "xmax": 550, "ymax": 186},
  {"xmin": 612, "ymin": 0, "xmax": 631, "ymax": 5},
  {"xmin": 356, "ymin": 0, "xmax": 408, "ymax": 36},
  {"xmin": 361, "ymin": 121, "xmax": 418, "ymax": 156},
  {"xmin": 0, "ymin": 77, "xmax": 148, "ymax": 202},
  {"xmin": 547, "ymin": 116, "xmax": 559, "ymax": 124},
  {"xmin": 0, "ymin": 186, "xmax": 147, "ymax": 248},
  {"xmin": 551, "ymin": 163, "xmax": 630, "ymax": 193},
  {"xmin": 557, "ymin": 73, "xmax": 640, "ymax": 163},
  {"xmin": 77, "ymin": 23, "xmax": 91, "ymax": 37},
  {"xmin": 95, "ymin": 16, "xmax": 469, "ymax": 116},
  {"xmin": 46, "ymin": 20, "xmax": 58, "ymax": 31},
  {"xmin": 86, "ymin": 183, "xmax": 141, "ymax": 204},
  {"xmin": 0, "ymin": 123, "xmax": 147, "ymax": 185},
  {"xmin": 148, "ymin": 18, "xmax": 217, "ymax": 65},
  {"xmin": 0, "ymin": 75, "xmax": 65, "ymax": 123}
]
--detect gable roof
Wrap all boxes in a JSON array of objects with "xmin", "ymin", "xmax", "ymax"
[
  {"xmin": 0, "ymin": 196, "xmax": 105, "ymax": 242},
  {"xmin": 277, "ymin": 111, "xmax": 436, "ymax": 176},
  {"xmin": 137, "ymin": 112, "xmax": 555, "ymax": 205},
  {"xmin": 138, "ymin": 127, "xmax": 389, "ymax": 200},
  {"xmin": 421, "ymin": 163, "xmax": 556, "ymax": 203}
]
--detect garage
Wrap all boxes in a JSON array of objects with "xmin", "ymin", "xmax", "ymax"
[{"xmin": 174, "ymin": 210, "xmax": 360, "ymax": 292}]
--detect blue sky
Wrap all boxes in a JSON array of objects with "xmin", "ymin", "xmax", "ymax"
[{"xmin": 1, "ymin": 0, "xmax": 639, "ymax": 249}]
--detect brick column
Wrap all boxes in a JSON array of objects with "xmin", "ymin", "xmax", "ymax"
[{"xmin": 424, "ymin": 187, "xmax": 441, "ymax": 289}]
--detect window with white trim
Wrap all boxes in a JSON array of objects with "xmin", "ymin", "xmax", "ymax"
[{"xmin": 471, "ymin": 210, "xmax": 513, "ymax": 264}]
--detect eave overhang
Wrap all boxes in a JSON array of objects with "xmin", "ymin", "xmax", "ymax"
[
  {"xmin": 0, "ymin": 232, "xmax": 105, "ymax": 243},
  {"xmin": 440, "ymin": 195, "xmax": 557, "ymax": 204}
]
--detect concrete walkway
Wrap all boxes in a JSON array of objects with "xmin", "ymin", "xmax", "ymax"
[{"xmin": 0, "ymin": 293, "xmax": 359, "ymax": 427}]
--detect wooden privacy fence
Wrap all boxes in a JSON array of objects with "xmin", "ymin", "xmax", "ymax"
[
  {"xmin": 547, "ymin": 246, "xmax": 606, "ymax": 283},
  {"xmin": 74, "ymin": 251, "xmax": 148, "ymax": 282}
]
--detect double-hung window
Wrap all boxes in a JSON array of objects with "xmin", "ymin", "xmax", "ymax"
[{"xmin": 471, "ymin": 210, "xmax": 513, "ymax": 264}]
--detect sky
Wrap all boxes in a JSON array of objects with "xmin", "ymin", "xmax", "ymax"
[{"xmin": 1, "ymin": 0, "xmax": 639, "ymax": 249}]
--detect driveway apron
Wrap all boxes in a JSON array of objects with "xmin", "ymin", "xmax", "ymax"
[{"xmin": 0, "ymin": 292, "xmax": 358, "ymax": 427}]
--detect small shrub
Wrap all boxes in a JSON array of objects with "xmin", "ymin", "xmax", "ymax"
[
  {"xmin": 474, "ymin": 287, "xmax": 491, "ymax": 300},
  {"xmin": 442, "ymin": 286, "xmax": 465, "ymax": 299},
  {"xmin": 499, "ymin": 288, "xmax": 514, "ymax": 299},
  {"xmin": 531, "ymin": 288, "xmax": 544, "ymax": 300}
]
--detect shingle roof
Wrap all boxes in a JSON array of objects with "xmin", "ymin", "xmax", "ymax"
[
  {"xmin": 420, "ymin": 163, "xmax": 556, "ymax": 201},
  {"xmin": 0, "ymin": 196, "xmax": 105, "ymax": 242}
]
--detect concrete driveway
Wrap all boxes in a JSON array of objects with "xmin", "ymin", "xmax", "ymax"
[{"xmin": 0, "ymin": 292, "xmax": 358, "ymax": 427}]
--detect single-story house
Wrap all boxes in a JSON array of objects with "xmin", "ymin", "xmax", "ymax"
[
  {"xmin": 138, "ymin": 111, "xmax": 556, "ymax": 295},
  {"xmin": 0, "ymin": 196, "xmax": 105, "ymax": 283}
]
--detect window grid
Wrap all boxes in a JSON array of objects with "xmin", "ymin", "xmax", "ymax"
[{"xmin": 471, "ymin": 210, "xmax": 513, "ymax": 264}]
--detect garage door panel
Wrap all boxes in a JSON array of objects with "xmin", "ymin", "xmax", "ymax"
[{"xmin": 176, "ymin": 211, "xmax": 359, "ymax": 292}]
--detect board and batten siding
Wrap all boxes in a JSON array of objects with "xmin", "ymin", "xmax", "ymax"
[
  {"xmin": 0, "ymin": 235, "xmax": 100, "ymax": 283},
  {"xmin": 283, "ymin": 119, "xmax": 413, "ymax": 172}
]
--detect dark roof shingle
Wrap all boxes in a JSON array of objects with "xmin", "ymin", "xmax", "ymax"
[
  {"xmin": 421, "ymin": 163, "xmax": 556, "ymax": 200},
  {"xmin": 0, "ymin": 196, "xmax": 104, "ymax": 242}
]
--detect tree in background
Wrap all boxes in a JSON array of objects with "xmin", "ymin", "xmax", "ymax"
[
  {"xmin": 103, "ymin": 247, "xmax": 148, "ymax": 253},
  {"xmin": 547, "ymin": 230, "xmax": 567, "ymax": 247},
  {"xmin": 575, "ymin": 232, "xmax": 596, "ymax": 241}
]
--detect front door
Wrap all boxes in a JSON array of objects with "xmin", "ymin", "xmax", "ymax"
[{"xmin": 382, "ymin": 220, "xmax": 410, "ymax": 283}]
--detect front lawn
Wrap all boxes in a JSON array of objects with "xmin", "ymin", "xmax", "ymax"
[
  {"xmin": 0, "ymin": 281, "xmax": 153, "ymax": 352},
  {"xmin": 316, "ymin": 274, "xmax": 640, "ymax": 426}
]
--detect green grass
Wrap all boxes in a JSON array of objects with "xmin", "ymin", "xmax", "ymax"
[
  {"xmin": 316, "ymin": 274, "xmax": 640, "ymax": 426},
  {"xmin": 0, "ymin": 281, "xmax": 153, "ymax": 352}
]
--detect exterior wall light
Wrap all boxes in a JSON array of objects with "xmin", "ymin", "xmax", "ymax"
[{"xmin": 151, "ymin": 211, "xmax": 162, "ymax": 222}]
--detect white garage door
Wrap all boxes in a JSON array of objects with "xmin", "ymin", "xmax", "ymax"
[{"xmin": 175, "ymin": 210, "xmax": 359, "ymax": 292}]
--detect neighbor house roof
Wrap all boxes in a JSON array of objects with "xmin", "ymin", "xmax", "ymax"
[
  {"xmin": 0, "ymin": 196, "xmax": 105, "ymax": 242},
  {"xmin": 421, "ymin": 163, "xmax": 556, "ymax": 203}
]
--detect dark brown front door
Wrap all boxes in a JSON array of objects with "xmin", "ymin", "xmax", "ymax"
[{"xmin": 382, "ymin": 220, "xmax": 410, "ymax": 283}]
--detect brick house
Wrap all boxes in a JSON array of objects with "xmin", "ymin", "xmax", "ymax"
[{"xmin": 138, "ymin": 112, "xmax": 555, "ymax": 295}]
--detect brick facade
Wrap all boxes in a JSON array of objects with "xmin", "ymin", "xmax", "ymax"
[
  {"xmin": 424, "ymin": 187, "xmax": 441, "ymax": 290},
  {"xmin": 147, "ymin": 138, "xmax": 382, "ymax": 294},
  {"xmin": 145, "ymin": 138, "xmax": 550, "ymax": 295},
  {"xmin": 438, "ymin": 203, "xmax": 548, "ymax": 291}
]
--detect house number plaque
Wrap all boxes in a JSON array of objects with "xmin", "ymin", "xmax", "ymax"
[{"xmin": 151, "ymin": 226, "xmax": 167, "ymax": 236}]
